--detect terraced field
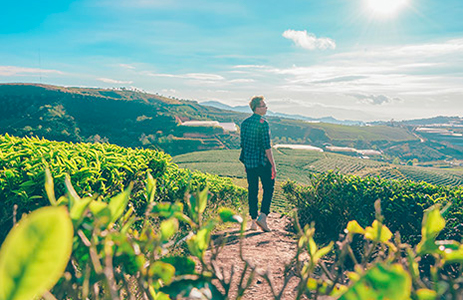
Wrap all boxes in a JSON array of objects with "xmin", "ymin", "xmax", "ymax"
[{"xmin": 173, "ymin": 148, "xmax": 463, "ymax": 187}]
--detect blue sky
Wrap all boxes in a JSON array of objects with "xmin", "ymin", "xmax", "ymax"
[{"xmin": 1, "ymin": 0, "xmax": 462, "ymax": 121}]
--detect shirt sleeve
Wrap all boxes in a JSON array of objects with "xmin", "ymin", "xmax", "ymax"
[{"xmin": 262, "ymin": 121, "xmax": 271, "ymax": 150}]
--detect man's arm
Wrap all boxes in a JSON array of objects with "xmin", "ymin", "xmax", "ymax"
[
  {"xmin": 261, "ymin": 121, "xmax": 276, "ymax": 179},
  {"xmin": 265, "ymin": 148, "xmax": 277, "ymax": 180}
]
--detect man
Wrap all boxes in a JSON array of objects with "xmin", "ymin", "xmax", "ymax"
[{"xmin": 239, "ymin": 96, "xmax": 276, "ymax": 232}]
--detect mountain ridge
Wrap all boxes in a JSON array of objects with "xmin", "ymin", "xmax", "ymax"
[
  {"xmin": 200, "ymin": 100, "xmax": 365, "ymax": 125},
  {"xmin": 1, "ymin": 83, "xmax": 462, "ymax": 161}
]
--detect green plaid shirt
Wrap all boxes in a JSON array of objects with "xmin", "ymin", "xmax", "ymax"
[{"xmin": 240, "ymin": 114, "xmax": 271, "ymax": 168}]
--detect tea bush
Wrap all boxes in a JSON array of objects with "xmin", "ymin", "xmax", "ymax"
[
  {"xmin": 0, "ymin": 134, "xmax": 246, "ymax": 242},
  {"xmin": 282, "ymin": 171, "xmax": 463, "ymax": 244}
]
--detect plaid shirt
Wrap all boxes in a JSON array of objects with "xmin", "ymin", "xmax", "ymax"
[{"xmin": 240, "ymin": 113, "xmax": 271, "ymax": 169}]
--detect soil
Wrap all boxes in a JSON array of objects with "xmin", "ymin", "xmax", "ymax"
[{"xmin": 205, "ymin": 213, "xmax": 335, "ymax": 300}]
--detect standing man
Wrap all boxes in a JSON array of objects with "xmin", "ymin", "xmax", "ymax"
[{"xmin": 239, "ymin": 96, "xmax": 276, "ymax": 232}]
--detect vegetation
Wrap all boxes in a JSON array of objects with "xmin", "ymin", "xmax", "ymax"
[
  {"xmin": 2, "ymin": 171, "xmax": 463, "ymax": 299},
  {"xmin": 0, "ymin": 134, "xmax": 246, "ymax": 243},
  {"xmin": 0, "ymin": 83, "xmax": 245, "ymax": 156},
  {"xmin": 282, "ymin": 172, "xmax": 463, "ymax": 245},
  {"xmin": 173, "ymin": 149, "xmax": 463, "ymax": 187},
  {"xmin": 1, "ymin": 129, "xmax": 463, "ymax": 299}
]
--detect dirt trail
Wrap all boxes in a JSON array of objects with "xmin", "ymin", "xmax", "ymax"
[{"xmin": 207, "ymin": 214, "xmax": 334, "ymax": 300}]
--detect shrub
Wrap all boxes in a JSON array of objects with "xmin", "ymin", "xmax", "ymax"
[
  {"xmin": 0, "ymin": 134, "xmax": 246, "ymax": 243},
  {"xmin": 282, "ymin": 171, "xmax": 463, "ymax": 244}
]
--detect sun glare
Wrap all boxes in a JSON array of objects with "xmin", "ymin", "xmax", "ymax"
[{"xmin": 366, "ymin": 0, "xmax": 408, "ymax": 16}]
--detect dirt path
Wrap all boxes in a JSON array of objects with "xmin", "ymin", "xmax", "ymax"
[{"xmin": 207, "ymin": 214, "xmax": 335, "ymax": 300}]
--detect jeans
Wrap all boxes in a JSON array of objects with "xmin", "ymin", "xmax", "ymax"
[{"xmin": 246, "ymin": 163, "xmax": 275, "ymax": 219}]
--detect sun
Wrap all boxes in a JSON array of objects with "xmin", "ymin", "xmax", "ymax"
[{"xmin": 366, "ymin": 0, "xmax": 409, "ymax": 17}]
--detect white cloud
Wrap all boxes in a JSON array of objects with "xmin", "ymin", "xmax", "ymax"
[
  {"xmin": 282, "ymin": 30, "xmax": 336, "ymax": 50},
  {"xmin": 0, "ymin": 66, "xmax": 64, "ymax": 76},
  {"xmin": 97, "ymin": 78, "xmax": 133, "ymax": 84},
  {"xmin": 119, "ymin": 64, "xmax": 136, "ymax": 69},
  {"xmin": 311, "ymin": 75, "xmax": 368, "ymax": 84},
  {"xmin": 348, "ymin": 93, "xmax": 403, "ymax": 105},
  {"xmin": 185, "ymin": 73, "xmax": 224, "ymax": 81},
  {"xmin": 237, "ymin": 37, "xmax": 463, "ymax": 98},
  {"xmin": 229, "ymin": 79, "xmax": 255, "ymax": 83},
  {"xmin": 143, "ymin": 71, "xmax": 224, "ymax": 81},
  {"xmin": 232, "ymin": 65, "xmax": 269, "ymax": 69},
  {"xmin": 161, "ymin": 88, "xmax": 177, "ymax": 94}
]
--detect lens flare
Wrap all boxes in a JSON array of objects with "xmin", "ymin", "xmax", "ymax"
[{"xmin": 366, "ymin": 0, "xmax": 408, "ymax": 16}]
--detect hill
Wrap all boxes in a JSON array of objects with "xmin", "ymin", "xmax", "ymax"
[
  {"xmin": 1, "ymin": 83, "xmax": 462, "ymax": 161},
  {"xmin": 0, "ymin": 83, "xmax": 245, "ymax": 155},
  {"xmin": 173, "ymin": 148, "xmax": 463, "ymax": 187},
  {"xmin": 201, "ymin": 100, "xmax": 364, "ymax": 125}
]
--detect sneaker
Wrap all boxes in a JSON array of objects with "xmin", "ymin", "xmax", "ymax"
[
  {"xmin": 250, "ymin": 219, "xmax": 257, "ymax": 230},
  {"xmin": 256, "ymin": 213, "xmax": 271, "ymax": 232}
]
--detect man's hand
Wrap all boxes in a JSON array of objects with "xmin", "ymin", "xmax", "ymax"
[{"xmin": 271, "ymin": 165, "xmax": 277, "ymax": 180}]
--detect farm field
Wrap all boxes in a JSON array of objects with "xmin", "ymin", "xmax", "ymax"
[{"xmin": 173, "ymin": 148, "xmax": 463, "ymax": 187}]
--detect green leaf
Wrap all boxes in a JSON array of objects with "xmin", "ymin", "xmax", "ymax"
[
  {"xmin": 89, "ymin": 200, "xmax": 109, "ymax": 216},
  {"xmin": 44, "ymin": 168, "xmax": 56, "ymax": 206},
  {"xmin": 146, "ymin": 172, "xmax": 157, "ymax": 203},
  {"xmin": 160, "ymin": 256, "xmax": 196, "ymax": 276},
  {"xmin": 442, "ymin": 245, "xmax": 463, "ymax": 265},
  {"xmin": 187, "ymin": 226, "xmax": 213, "ymax": 259},
  {"xmin": 340, "ymin": 264, "xmax": 411, "ymax": 300},
  {"xmin": 345, "ymin": 220, "xmax": 365, "ymax": 235},
  {"xmin": 417, "ymin": 205, "xmax": 446, "ymax": 255},
  {"xmin": 149, "ymin": 261, "xmax": 175, "ymax": 285},
  {"xmin": 218, "ymin": 208, "xmax": 243, "ymax": 223},
  {"xmin": 152, "ymin": 202, "xmax": 184, "ymax": 218},
  {"xmin": 69, "ymin": 197, "xmax": 93, "ymax": 226},
  {"xmin": 197, "ymin": 186, "xmax": 209, "ymax": 215},
  {"xmin": 108, "ymin": 184, "xmax": 132, "ymax": 224},
  {"xmin": 365, "ymin": 220, "xmax": 392, "ymax": 243},
  {"xmin": 423, "ymin": 205, "xmax": 446, "ymax": 239},
  {"xmin": 416, "ymin": 289, "xmax": 437, "ymax": 300},
  {"xmin": 0, "ymin": 206, "xmax": 73, "ymax": 300},
  {"xmin": 160, "ymin": 218, "xmax": 179, "ymax": 242},
  {"xmin": 152, "ymin": 291, "xmax": 171, "ymax": 300},
  {"xmin": 65, "ymin": 174, "xmax": 81, "ymax": 209},
  {"xmin": 307, "ymin": 278, "xmax": 318, "ymax": 290},
  {"xmin": 313, "ymin": 242, "xmax": 334, "ymax": 264}
]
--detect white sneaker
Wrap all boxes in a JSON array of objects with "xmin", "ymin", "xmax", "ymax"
[
  {"xmin": 256, "ymin": 213, "xmax": 271, "ymax": 232},
  {"xmin": 250, "ymin": 219, "xmax": 257, "ymax": 230}
]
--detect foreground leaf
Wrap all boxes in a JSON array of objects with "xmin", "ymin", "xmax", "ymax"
[
  {"xmin": 108, "ymin": 184, "xmax": 132, "ymax": 224},
  {"xmin": 417, "ymin": 205, "xmax": 446, "ymax": 255},
  {"xmin": 365, "ymin": 220, "xmax": 392, "ymax": 243},
  {"xmin": 218, "ymin": 208, "xmax": 243, "ymax": 223},
  {"xmin": 340, "ymin": 263, "xmax": 411, "ymax": 300},
  {"xmin": 0, "ymin": 206, "xmax": 73, "ymax": 300}
]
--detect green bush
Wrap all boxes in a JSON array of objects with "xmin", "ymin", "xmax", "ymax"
[
  {"xmin": 282, "ymin": 171, "xmax": 463, "ymax": 244},
  {"xmin": 0, "ymin": 134, "xmax": 246, "ymax": 243}
]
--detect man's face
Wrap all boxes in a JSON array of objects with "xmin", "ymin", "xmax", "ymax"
[{"xmin": 255, "ymin": 100, "xmax": 268, "ymax": 116}]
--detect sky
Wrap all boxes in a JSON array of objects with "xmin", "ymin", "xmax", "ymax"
[{"xmin": 1, "ymin": 0, "xmax": 462, "ymax": 122}]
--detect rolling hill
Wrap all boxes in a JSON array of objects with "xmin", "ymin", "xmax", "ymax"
[{"xmin": 1, "ymin": 83, "xmax": 462, "ymax": 162}]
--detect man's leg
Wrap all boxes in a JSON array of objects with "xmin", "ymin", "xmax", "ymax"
[
  {"xmin": 260, "ymin": 163, "xmax": 275, "ymax": 216},
  {"xmin": 246, "ymin": 167, "xmax": 259, "ymax": 220}
]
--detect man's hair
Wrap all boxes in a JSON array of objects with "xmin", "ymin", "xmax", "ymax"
[{"xmin": 249, "ymin": 96, "xmax": 265, "ymax": 112}]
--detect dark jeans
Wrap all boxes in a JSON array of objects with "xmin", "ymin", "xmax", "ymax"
[{"xmin": 246, "ymin": 163, "xmax": 275, "ymax": 219}]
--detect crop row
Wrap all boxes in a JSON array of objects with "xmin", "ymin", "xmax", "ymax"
[{"xmin": 0, "ymin": 134, "xmax": 246, "ymax": 242}]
